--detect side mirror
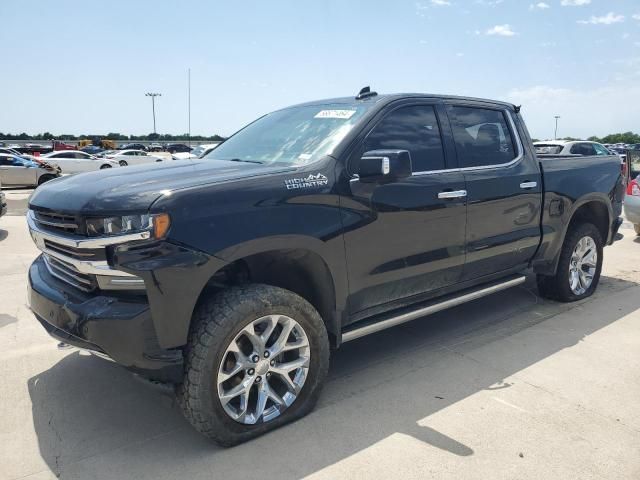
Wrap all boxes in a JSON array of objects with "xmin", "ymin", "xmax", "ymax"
[{"xmin": 358, "ymin": 150, "xmax": 412, "ymax": 182}]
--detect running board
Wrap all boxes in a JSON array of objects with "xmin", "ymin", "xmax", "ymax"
[{"xmin": 341, "ymin": 275, "xmax": 527, "ymax": 343}]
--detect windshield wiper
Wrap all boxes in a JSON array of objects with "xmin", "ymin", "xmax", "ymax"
[{"xmin": 227, "ymin": 158, "xmax": 264, "ymax": 164}]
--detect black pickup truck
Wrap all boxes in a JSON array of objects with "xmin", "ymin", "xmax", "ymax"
[{"xmin": 27, "ymin": 89, "xmax": 624, "ymax": 445}]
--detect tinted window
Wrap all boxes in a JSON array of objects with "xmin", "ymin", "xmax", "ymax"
[
  {"xmin": 364, "ymin": 105, "xmax": 445, "ymax": 172},
  {"xmin": 0, "ymin": 155, "xmax": 13, "ymax": 166},
  {"xmin": 450, "ymin": 106, "xmax": 516, "ymax": 168},
  {"xmin": 570, "ymin": 143, "xmax": 596, "ymax": 156}
]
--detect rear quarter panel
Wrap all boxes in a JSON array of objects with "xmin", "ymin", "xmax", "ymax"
[{"xmin": 533, "ymin": 154, "xmax": 624, "ymax": 274}]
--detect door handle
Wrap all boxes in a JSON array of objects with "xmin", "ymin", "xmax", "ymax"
[
  {"xmin": 438, "ymin": 190, "xmax": 467, "ymax": 199},
  {"xmin": 520, "ymin": 181, "xmax": 537, "ymax": 190}
]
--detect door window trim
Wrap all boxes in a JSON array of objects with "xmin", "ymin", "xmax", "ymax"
[{"xmin": 414, "ymin": 109, "xmax": 524, "ymax": 176}]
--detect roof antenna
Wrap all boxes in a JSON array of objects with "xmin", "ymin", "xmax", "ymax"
[{"xmin": 356, "ymin": 86, "xmax": 378, "ymax": 100}]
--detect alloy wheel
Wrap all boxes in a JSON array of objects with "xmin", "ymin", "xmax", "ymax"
[
  {"xmin": 568, "ymin": 236, "xmax": 597, "ymax": 295},
  {"xmin": 217, "ymin": 314, "xmax": 310, "ymax": 424}
]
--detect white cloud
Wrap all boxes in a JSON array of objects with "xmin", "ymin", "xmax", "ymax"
[
  {"xmin": 578, "ymin": 12, "xmax": 625, "ymax": 25},
  {"xmin": 507, "ymin": 84, "xmax": 640, "ymax": 138},
  {"xmin": 561, "ymin": 0, "xmax": 590, "ymax": 6},
  {"xmin": 633, "ymin": 14, "xmax": 640, "ymax": 21},
  {"xmin": 475, "ymin": 0, "xmax": 505, "ymax": 6},
  {"xmin": 430, "ymin": 0, "xmax": 451, "ymax": 5},
  {"xmin": 529, "ymin": 2, "xmax": 550, "ymax": 10},
  {"xmin": 485, "ymin": 24, "xmax": 516, "ymax": 36}
]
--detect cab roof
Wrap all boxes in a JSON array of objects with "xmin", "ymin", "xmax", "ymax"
[{"xmin": 288, "ymin": 93, "xmax": 518, "ymax": 111}]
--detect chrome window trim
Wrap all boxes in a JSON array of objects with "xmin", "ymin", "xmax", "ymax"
[
  {"xmin": 411, "ymin": 110, "xmax": 525, "ymax": 176},
  {"xmin": 349, "ymin": 110, "xmax": 526, "ymax": 181}
]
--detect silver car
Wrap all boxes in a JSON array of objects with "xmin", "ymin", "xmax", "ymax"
[
  {"xmin": 0, "ymin": 153, "xmax": 60, "ymax": 188},
  {"xmin": 624, "ymin": 151, "xmax": 640, "ymax": 235}
]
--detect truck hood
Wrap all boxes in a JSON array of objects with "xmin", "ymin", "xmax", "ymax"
[{"xmin": 29, "ymin": 159, "xmax": 294, "ymax": 215}]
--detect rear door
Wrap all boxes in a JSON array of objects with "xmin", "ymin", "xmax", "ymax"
[
  {"xmin": 343, "ymin": 101, "xmax": 467, "ymax": 317},
  {"xmin": 0, "ymin": 155, "xmax": 35, "ymax": 185},
  {"xmin": 446, "ymin": 103, "xmax": 542, "ymax": 281}
]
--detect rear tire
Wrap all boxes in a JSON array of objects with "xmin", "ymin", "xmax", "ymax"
[
  {"xmin": 100, "ymin": 164, "xmax": 112, "ymax": 169},
  {"xmin": 536, "ymin": 222, "xmax": 603, "ymax": 302},
  {"xmin": 119, "ymin": 160, "xmax": 128, "ymax": 167},
  {"xmin": 634, "ymin": 224, "xmax": 640, "ymax": 236},
  {"xmin": 177, "ymin": 284, "xmax": 330, "ymax": 446}
]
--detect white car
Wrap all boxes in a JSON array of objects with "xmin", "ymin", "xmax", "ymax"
[
  {"xmin": 42, "ymin": 150, "xmax": 119, "ymax": 174},
  {"xmin": 172, "ymin": 143, "xmax": 221, "ymax": 160},
  {"xmin": 107, "ymin": 149, "xmax": 165, "ymax": 166},
  {"xmin": 533, "ymin": 140, "xmax": 613, "ymax": 156}
]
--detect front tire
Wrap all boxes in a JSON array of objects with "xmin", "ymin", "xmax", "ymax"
[
  {"xmin": 537, "ymin": 222, "xmax": 603, "ymax": 302},
  {"xmin": 100, "ymin": 164, "xmax": 112, "ymax": 169},
  {"xmin": 119, "ymin": 160, "xmax": 128, "ymax": 167},
  {"xmin": 177, "ymin": 284, "xmax": 330, "ymax": 446},
  {"xmin": 37, "ymin": 174, "xmax": 55, "ymax": 186}
]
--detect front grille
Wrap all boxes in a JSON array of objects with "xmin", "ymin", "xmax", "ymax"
[
  {"xmin": 44, "ymin": 254, "xmax": 96, "ymax": 292},
  {"xmin": 43, "ymin": 239, "xmax": 105, "ymax": 261},
  {"xmin": 33, "ymin": 211, "xmax": 80, "ymax": 234}
]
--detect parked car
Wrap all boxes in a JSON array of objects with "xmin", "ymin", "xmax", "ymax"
[
  {"xmin": 0, "ymin": 153, "xmax": 60, "ymax": 187},
  {"xmin": 535, "ymin": 140, "xmax": 628, "ymax": 177},
  {"xmin": 107, "ymin": 149, "xmax": 165, "ymax": 166},
  {"xmin": 41, "ymin": 150, "xmax": 119, "ymax": 174},
  {"xmin": 80, "ymin": 145, "xmax": 104, "ymax": 155},
  {"xmin": 0, "ymin": 147, "xmax": 60, "ymax": 171},
  {"xmin": 13, "ymin": 144, "xmax": 53, "ymax": 155},
  {"xmin": 624, "ymin": 150, "xmax": 640, "ymax": 235},
  {"xmin": 533, "ymin": 140, "xmax": 613, "ymax": 156},
  {"xmin": 0, "ymin": 178, "xmax": 6, "ymax": 217},
  {"xmin": 119, "ymin": 143, "xmax": 147, "ymax": 151},
  {"xmin": 148, "ymin": 143, "xmax": 164, "ymax": 152},
  {"xmin": 173, "ymin": 143, "xmax": 221, "ymax": 160},
  {"xmin": 165, "ymin": 143, "xmax": 192, "ymax": 154},
  {"xmin": 26, "ymin": 91, "xmax": 624, "ymax": 446}
]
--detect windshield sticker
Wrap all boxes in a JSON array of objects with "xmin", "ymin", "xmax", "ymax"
[
  {"xmin": 314, "ymin": 110, "xmax": 356, "ymax": 120},
  {"xmin": 284, "ymin": 173, "xmax": 329, "ymax": 190}
]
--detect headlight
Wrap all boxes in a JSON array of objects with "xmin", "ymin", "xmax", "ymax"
[{"xmin": 86, "ymin": 213, "xmax": 170, "ymax": 239}]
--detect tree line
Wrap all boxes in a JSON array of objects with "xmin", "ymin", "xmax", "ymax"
[{"xmin": 0, "ymin": 132, "xmax": 226, "ymax": 142}]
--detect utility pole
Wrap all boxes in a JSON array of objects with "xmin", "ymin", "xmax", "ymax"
[
  {"xmin": 188, "ymin": 69, "xmax": 191, "ymax": 147},
  {"xmin": 554, "ymin": 115, "xmax": 561, "ymax": 140},
  {"xmin": 145, "ymin": 92, "xmax": 162, "ymax": 134}
]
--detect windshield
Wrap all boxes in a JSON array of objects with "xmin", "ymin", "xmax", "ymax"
[{"xmin": 204, "ymin": 104, "xmax": 371, "ymax": 165}]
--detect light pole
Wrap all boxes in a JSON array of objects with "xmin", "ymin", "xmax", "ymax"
[
  {"xmin": 554, "ymin": 115, "xmax": 561, "ymax": 140},
  {"xmin": 145, "ymin": 92, "xmax": 162, "ymax": 134}
]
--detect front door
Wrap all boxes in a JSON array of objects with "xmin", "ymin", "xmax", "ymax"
[
  {"xmin": 446, "ymin": 103, "xmax": 542, "ymax": 281},
  {"xmin": 342, "ymin": 102, "xmax": 467, "ymax": 319}
]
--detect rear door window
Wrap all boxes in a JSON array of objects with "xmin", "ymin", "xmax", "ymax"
[
  {"xmin": 449, "ymin": 106, "xmax": 517, "ymax": 168},
  {"xmin": 570, "ymin": 143, "xmax": 596, "ymax": 156},
  {"xmin": 364, "ymin": 105, "xmax": 446, "ymax": 172}
]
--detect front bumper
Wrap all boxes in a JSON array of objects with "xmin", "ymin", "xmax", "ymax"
[
  {"xmin": 28, "ymin": 254, "xmax": 183, "ymax": 383},
  {"xmin": 624, "ymin": 195, "xmax": 640, "ymax": 225}
]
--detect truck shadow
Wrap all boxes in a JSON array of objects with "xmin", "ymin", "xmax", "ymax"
[{"xmin": 28, "ymin": 274, "xmax": 639, "ymax": 479}]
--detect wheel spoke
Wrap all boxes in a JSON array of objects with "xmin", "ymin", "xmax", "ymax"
[
  {"xmin": 219, "ymin": 380, "xmax": 251, "ymax": 405},
  {"xmin": 218, "ymin": 361, "xmax": 245, "ymax": 383},
  {"xmin": 254, "ymin": 384, "xmax": 269, "ymax": 421},
  {"xmin": 241, "ymin": 323, "xmax": 264, "ymax": 352},
  {"xmin": 268, "ymin": 319, "xmax": 296, "ymax": 356},
  {"xmin": 274, "ymin": 356, "xmax": 310, "ymax": 373}
]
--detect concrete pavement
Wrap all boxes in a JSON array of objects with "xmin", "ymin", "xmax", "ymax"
[{"xmin": 1, "ymin": 214, "xmax": 639, "ymax": 480}]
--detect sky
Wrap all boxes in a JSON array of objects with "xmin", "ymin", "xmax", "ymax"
[{"xmin": 1, "ymin": 0, "xmax": 639, "ymax": 140}]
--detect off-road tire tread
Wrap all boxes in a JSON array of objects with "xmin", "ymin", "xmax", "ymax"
[{"xmin": 176, "ymin": 284, "xmax": 330, "ymax": 446}]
